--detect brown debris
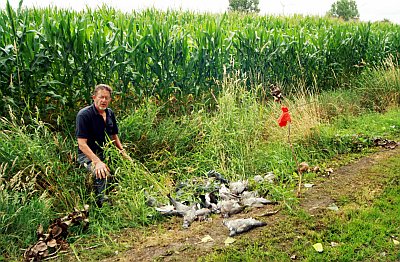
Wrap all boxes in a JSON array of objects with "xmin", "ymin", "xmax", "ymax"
[
  {"xmin": 298, "ymin": 162, "xmax": 310, "ymax": 172},
  {"xmin": 313, "ymin": 166, "xmax": 321, "ymax": 173},
  {"xmin": 373, "ymin": 138, "xmax": 399, "ymax": 149},
  {"xmin": 24, "ymin": 204, "xmax": 89, "ymax": 262}
]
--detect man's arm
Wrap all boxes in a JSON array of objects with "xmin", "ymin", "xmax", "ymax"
[
  {"xmin": 78, "ymin": 138, "xmax": 110, "ymax": 179},
  {"xmin": 111, "ymin": 134, "xmax": 132, "ymax": 160},
  {"xmin": 111, "ymin": 134, "xmax": 123, "ymax": 151}
]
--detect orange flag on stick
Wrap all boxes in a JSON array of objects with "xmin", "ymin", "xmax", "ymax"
[{"xmin": 278, "ymin": 106, "xmax": 291, "ymax": 127}]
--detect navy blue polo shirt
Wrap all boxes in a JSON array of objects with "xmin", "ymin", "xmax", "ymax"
[{"xmin": 76, "ymin": 104, "xmax": 119, "ymax": 160}]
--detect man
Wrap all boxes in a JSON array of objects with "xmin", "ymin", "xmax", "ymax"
[{"xmin": 76, "ymin": 84, "xmax": 128, "ymax": 207}]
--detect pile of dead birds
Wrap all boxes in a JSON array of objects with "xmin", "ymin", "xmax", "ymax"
[
  {"xmin": 150, "ymin": 170, "xmax": 277, "ymax": 236},
  {"xmin": 24, "ymin": 205, "xmax": 89, "ymax": 262}
]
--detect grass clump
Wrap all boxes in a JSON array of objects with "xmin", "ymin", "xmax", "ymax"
[{"xmin": 0, "ymin": 191, "xmax": 52, "ymax": 259}]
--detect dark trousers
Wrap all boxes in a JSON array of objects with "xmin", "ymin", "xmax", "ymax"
[{"xmin": 77, "ymin": 153, "xmax": 113, "ymax": 205}]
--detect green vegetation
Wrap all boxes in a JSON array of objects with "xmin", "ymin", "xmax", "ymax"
[
  {"xmin": 228, "ymin": 0, "xmax": 260, "ymax": 13},
  {"xmin": 0, "ymin": 4, "xmax": 399, "ymax": 122},
  {"xmin": 328, "ymin": 0, "xmax": 360, "ymax": 21},
  {"xmin": 0, "ymin": 4, "xmax": 399, "ymax": 261}
]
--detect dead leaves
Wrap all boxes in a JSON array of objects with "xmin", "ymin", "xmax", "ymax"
[
  {"xmin": 24, "ymin": 205, "xmax": 89, "ymax": 261},
  {"xmin": 373, "ymin": 138, "xmax": 399, "ymax": 149}
]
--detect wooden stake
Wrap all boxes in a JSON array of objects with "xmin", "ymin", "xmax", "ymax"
[{"xmin": 287, "ymin": 123, "xmax": 302, "ymax": 197}]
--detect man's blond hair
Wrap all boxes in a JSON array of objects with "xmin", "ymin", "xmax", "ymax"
[{"xmin": 94, "ymin": 84, "xmax": 112, "ymax": 96}]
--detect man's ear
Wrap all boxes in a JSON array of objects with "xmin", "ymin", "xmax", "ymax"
[{"xmin": 92, "ymin": 95, "xmax": 96, "ymax": 100}]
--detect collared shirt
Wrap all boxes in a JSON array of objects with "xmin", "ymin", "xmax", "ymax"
[{"xmin": 75, "ymin": 103, "xmax": 118, "ymax": 160}]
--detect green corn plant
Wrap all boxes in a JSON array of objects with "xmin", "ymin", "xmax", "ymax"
[{"xmin": 0, "ymin": 6, "xmax": 399, "ymax": 122}]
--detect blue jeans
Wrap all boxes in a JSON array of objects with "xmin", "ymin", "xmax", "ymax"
[{"xmin": 77, "ymin": 153, "xmax": 113, "ymax": 206}]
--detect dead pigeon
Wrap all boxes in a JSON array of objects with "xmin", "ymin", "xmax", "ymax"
[
  {"xmin": 241, "ymin": 197, "xmax": 276, "ymax": 208},
  {"xmin": 253, "ymin": 175, "xmax": 264, "ymax": 183},
  {"xmin": 240, "ymin": 191, "xmax": 259, "ymax": 199},
  {"xmin": 264, "ymin": 171, "xmax": 276, "ymax": 183},
  {"xmin": 144, "ymin": 190, "xmax": 158, "ymax": 207},
  {"xmin": 220, "ymin": 200, "xmax": 245, "ymax": 218},
  {"xmin": 195, "ymin": 208, "xmax": 212, "ymax": 221},
  {"xmin": 167, "ymin": 194, "xmax": 191, "ymax": 216},
  {"xmin": 219, "ymin": 184, "xmax": 238, "ymax": 201},
  {"xmin": 203, "ymin": 192, "xmax": 220, "ymax": 213},
  {"xmin": 223, "ymin": 218, "xmax": 267, "ymax": 236},
  {"xmin": 167, "ymin": 194, "xmax": 199, "ymax": 228},
  {"xmin": 155, "ymin": 205, "xmax": 180, "ymax": 216},
  {"xmin": 229, "ymin": 180, "xmax": 248, "ymax": 195},
  {"xmin": 182, "ymin": 205, "xmax": 197, "ymax": 229},
  {"xmin": 204, "ymin": 192, "xmax": 218, "ymax": 207},
  {"xmin": 207, "ymin": 170, "xmax": 229, "ymax": 184}
]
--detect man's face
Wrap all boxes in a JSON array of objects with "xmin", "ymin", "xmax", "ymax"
[{"xmin": 93, "ymin": 89, "xmax": 111, "ymax": 111}]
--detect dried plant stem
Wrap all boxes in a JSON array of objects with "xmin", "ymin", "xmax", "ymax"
[{"xmin": 287, "ymin": 124, "xmax": 302, "ymax": 197}]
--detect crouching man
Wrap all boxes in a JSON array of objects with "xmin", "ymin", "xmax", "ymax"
[{"xmin": 76, "ymin": 84, "xmax": 128, "ymax": 207}]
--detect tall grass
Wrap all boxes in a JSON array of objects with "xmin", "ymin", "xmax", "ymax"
[
  {"xmin": 318, "ymin": 57, "xmax": 400, "ymax": 119},
  {"xmin": 0, "ymin": 190, "xmax": 52, "ymax": 259}
]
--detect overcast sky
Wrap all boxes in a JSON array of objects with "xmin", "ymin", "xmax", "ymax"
[{"xmin": 1, "ymin": 0, "xmax": 399, "ymax": 24}]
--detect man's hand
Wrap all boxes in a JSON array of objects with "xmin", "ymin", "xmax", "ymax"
[
  {"xmin": 93, "ymin": 161, "xmax": 110, "ymax": 179},
  {"xmin": 120, "ymin": 149, "xmax": 133, "ymax": 161}
]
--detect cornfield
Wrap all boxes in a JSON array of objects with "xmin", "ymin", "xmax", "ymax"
[{"xmin": 1, "ymin": 3, "xmax": 399, "ymax": 121}]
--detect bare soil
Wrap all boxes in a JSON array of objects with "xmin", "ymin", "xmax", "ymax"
[{"xmin": 102, "ymin": 147, "xmax": 400, "ymax": 262}]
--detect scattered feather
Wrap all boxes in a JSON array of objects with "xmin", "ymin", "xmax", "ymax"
[{"xmin": 327, "ymin": 203, "xmax": 339, "ymax": 211}]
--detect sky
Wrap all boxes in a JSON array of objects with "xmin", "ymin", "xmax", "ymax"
[{"xmin": 1, "ymin": 0, "xmax": 400, "ymax": 24}]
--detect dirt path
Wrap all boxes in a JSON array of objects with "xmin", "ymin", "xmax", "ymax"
[
  {"xmin": 102, "ymin": 147, "xmax": 400, "ymax": 262},
  {"xmin": 300, "ymin": 147, "xmax": 399, "ymax": 215}
]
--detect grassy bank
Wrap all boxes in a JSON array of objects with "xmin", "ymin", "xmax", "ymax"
[
  {"xmin": 0, "ymin": 63, "xmax": 399, "ymax": 260},
  {"xmin": 204, "ymin": 144, "xmax": 400, "ymax": 262}
]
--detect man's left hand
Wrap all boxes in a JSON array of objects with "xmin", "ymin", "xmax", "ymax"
[{"xmin": 120, "ymin": 149, "xmax": 133, "ymax": 161}]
